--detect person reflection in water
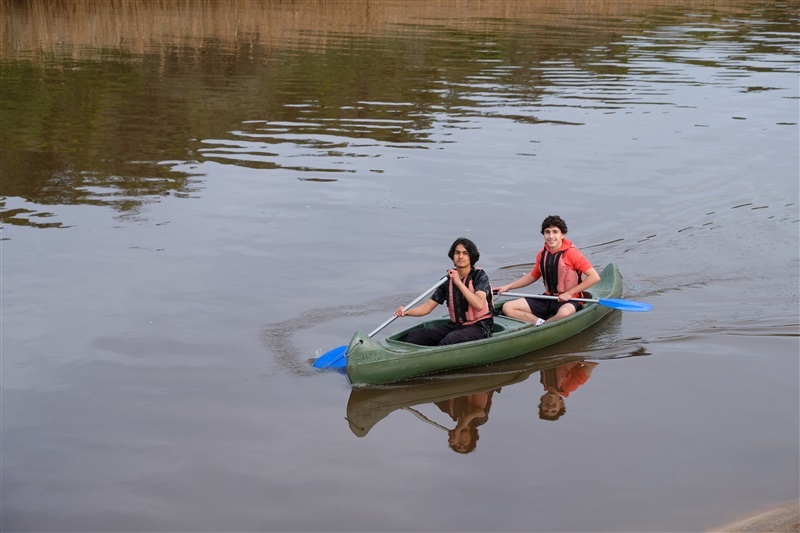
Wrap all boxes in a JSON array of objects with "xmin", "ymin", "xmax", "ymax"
[
  {"xmin": 538, "ymin": 361, "xmax": 598, "ymax": 421},
  {"xmin": 435, "ymin": 391, "xmax": 495, "ymax": 454}
]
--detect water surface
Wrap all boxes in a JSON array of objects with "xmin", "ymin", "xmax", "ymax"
[{"xmin": 1, "ymin": 1, "xmax": 798, "ymax": 532}]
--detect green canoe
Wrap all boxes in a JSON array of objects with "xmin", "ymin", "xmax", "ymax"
[{"xmin": 346, "ymin": 263, "xmax": 624, "ymax": 386}]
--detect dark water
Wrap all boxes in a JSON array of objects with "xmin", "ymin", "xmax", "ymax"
[{"xmin": 2, "ymin": 1, "xmax": 798, "ymax": 531}]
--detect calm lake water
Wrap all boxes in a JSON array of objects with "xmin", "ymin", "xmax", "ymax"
[{"xmin": 1, "ymin": 1, "xmax": 798, "ymax": 532}]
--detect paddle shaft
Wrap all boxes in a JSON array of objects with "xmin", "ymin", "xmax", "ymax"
[
  {"xmin": 498, "ymin": 290, "xmax": 652, "ymax": 312},
  {"xmin": 404, "ymin": 407, "xmax": 448, "ymax": 432},
  {"xmin": 312, "ymin": 275, "xmax": 449, "ymax": 369},
  {"xmin": 368, "ymin": 276, "xmax": 448, "ymax": 337},
  {"xmin": 501, "ymin": 291, "xmax": 600, "ymax": 304}
]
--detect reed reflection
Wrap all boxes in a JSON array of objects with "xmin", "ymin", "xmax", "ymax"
[{"xmin": 4, "ymin": 0, "xmax": 793, "ymax": 230}]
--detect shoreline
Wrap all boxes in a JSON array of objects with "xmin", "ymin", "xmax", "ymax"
[{"xmin": 708, "ymin": 502, "xmax": 799, "ymax": 532}]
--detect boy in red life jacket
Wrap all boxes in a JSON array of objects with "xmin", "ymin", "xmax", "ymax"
[
  {"xmin": 495, "ymin": 215, "xmax": 600, "ymax": 325},
  {"xmin": 393, "ymin": 237, "xmax": 494, "ymax": 346}
]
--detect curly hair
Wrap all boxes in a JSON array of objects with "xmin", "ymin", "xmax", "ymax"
[
  {"xmin": 538, "ymin": 396, "xmax": 567, "ymax": 421},
  {"xmin": 540, "ymin": 215, "xmax": 568, "ymax": 235}
]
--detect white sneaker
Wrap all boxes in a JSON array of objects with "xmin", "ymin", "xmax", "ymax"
[{"xmin": 535, "ymin": 318, "xmax": 545, "ymax": 326}]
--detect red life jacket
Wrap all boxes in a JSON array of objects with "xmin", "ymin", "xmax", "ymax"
[
  {"xmin": 539, "ymin": 246, "xmax": 584, "ymax": 297},
  {"xmin": 446, "ymin": 268, "xmax": 493, "ymax": 325}
]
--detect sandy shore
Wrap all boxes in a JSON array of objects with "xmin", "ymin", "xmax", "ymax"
[{"xmin": 708, "ymin": 502, "xmax": 799, "ymax": 532}]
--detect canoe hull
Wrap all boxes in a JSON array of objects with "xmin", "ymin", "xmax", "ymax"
[{"xmin": 346, "ymin": 263, "xmax": 624, "ymax": 386}]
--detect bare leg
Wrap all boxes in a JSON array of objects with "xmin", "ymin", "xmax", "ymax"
[
  {"xmin": 546, "ymin": 302, "xmax": 579, "ymax": 323},
  {"xmin": 501, "ymin": 299, "xmax": 542, "ymax": 324}
]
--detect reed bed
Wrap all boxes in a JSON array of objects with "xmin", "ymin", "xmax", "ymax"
[{"xmin": 1, "ymin": 0, "xmax": 750, "ymax": 60}]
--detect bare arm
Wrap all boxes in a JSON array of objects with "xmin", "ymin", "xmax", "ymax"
[
  {"xmin": 394, "ymin": 298, "xmax": 438, "ymax": 318},
  {"xmin": 579, "ymin": 361, "xmax": 599, "ymax": 378},
  {"xmin": 450, "ymin": 271, "xmax": 488, "ymax": 311},
  {"xmin": 454, "ymin": 406, "xmax": 486, "ymax": 431},
  {"xmin": 495, "ymin": 272, "xmax": 538, "ymax": 294}
]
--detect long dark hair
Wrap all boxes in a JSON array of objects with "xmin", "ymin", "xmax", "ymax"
[{"xmin": 448, "ymin": 237, "xmax": 480, "ymax": 265}]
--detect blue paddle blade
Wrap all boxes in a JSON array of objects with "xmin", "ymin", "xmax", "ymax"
[
  {"xmin": 329, "ymin": 355, "xmax": 348, "ymax": 370},
  {"xmin": 598, "ymin": 298, "xmax": 652, "ymax": 312},
  {"xmin": 312, "ymin": 345, "xmax": 347, "ymax": 369}
]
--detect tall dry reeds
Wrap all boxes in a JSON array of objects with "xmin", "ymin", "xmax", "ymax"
[{"xmin": 1, "ymin": 0, "xmax": 750, "ymax": 60}]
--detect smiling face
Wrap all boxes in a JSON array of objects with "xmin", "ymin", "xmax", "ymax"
[
  {"xmin": 538, "ymin": 391, "xmax": 566, "ymax": 420},
  {"xmin": 543, "ymin": 225, "xmax": 565, "ymax": 252},
  {"xmin": 540, "ymin": 391, "xmax": 563, "ymax": 416}
]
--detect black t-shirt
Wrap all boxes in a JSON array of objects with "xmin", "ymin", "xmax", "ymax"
[{"xmin": 431, "ymin": 269, "xmax": 491, "ymax": 305}]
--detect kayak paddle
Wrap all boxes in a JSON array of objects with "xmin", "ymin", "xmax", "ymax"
[
  {"xmin": 312, "ymin": 275, "xmax": 449, "ymax": 370},
  {"xmin": 498, "ymin": 291, "xmax": 652, "ymax": 312}
]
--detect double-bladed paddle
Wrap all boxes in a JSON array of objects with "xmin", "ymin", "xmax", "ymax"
[
  {"xmin": 498, "ymin": 291, "xmax": 652, "ymax": 312},
  {"xmin": 312, "ymin": 275, "xmax": 449, "ymax": 370}
]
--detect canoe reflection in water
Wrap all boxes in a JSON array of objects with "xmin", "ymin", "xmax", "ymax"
[
  {"xmin": 345, "ymin": 368, "xmax": 532, "ymax": 451},
  {"xmin": 346, "ymin": 354, "xmax": 594, "ymax": 452},
  {"xmin": 346, "ymin": 345, "xmax": 648, "ymax": 447},
  {"xmin": 537, "ymin": 361, "xmax": 599, "ymax": 421}
]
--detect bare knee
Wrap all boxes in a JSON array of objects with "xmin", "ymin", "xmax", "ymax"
[
  {"xmin": 553, "ymin": 304, "xmax": 577, "ymax": 321},
  {"xmin": 502, "ymin": 300, "xmax": 525, "ymax": 318},
  {"xmin": 503, "ymin": 299, "xmax": 538, "ymax": 323}
]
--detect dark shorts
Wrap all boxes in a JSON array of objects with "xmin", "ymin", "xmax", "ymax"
[{"xmin": 524, "ymin": 297, "xmax": 583, "ymax": 319}]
